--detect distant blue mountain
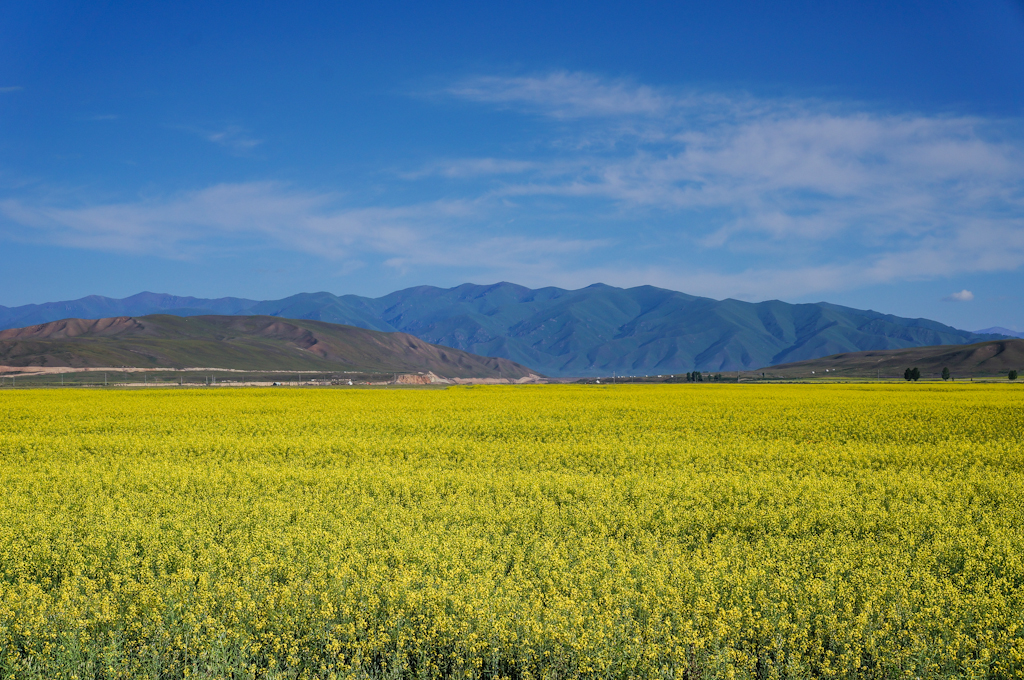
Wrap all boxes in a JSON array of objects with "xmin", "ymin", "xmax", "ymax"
[
  {"xmin": 0, "ymin": 292, "xmax": 258, "ymax": 329},
  {"xmin": 973, "ymin": 326, "xmax": 1024, "ymax": 339},
  {"xmin": 0, "ymin": 283, "xmax": 1006, "ymax": 376}
]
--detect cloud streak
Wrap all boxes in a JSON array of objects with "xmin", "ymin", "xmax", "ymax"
[
  {"xmin": 0, "ymin": 182, "xmax": 604, "ymax": 278},
  {"xmin": 173, "ymin": 125, "xmax": 264, "ymax": 153},
  {"xmin": 205, "ymin": 126, "xmax": 263, "ymax": 152},
  {"xmin": 2, "ymin": 71, "xmax": 1023, "ymax": 301},
  {"xmin": 447, "ymin": 72, "xmax": 674, "ymax": 118},
  {"xmin": 436, "ymin": 72, "xmax": 1024, "ymax": 297},
  {"xmin": 943, "ymin": 289, "xmax": 975, "ymax": 302}
]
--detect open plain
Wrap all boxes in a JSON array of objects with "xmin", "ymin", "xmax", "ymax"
[{"xmin": 0, "ymin": 384, "xmax": 1022, "ymax": 678}]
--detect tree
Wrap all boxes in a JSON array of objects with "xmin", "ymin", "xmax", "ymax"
[
  {"xmin": 911, "ymin": 367, "xmax": 921, "ymax": 382},
  {"xmin": 1010, "ymin": 370, "xmax": 1019, "ymax": 381},
  {"xmin": 941, "ymin": 367, "xmax": 950, "ymax": 381},
  {"xmin": 904, "ymin": 368, "xmax": 912, "ymax": 381}
]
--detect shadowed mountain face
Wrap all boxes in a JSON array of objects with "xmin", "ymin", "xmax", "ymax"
[
  {"xmin": 0, "ymin": 283, "xmax": 1006, "ymax": 376},
  {"xmin": 0, "ymin": 315, "xmax": 537, "ymax": 379},
  {"xmin": 765, "ymin": 339, "xmax": 1024, "ymax": 379}
]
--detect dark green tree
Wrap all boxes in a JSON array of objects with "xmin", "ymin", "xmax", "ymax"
[
  {"xmin": 941, "ymin": 367, "xmax": 950, "ymax": 381},
  {"xmin": 904, "ymin": 368, "xmax": 912, "ymax": 381},
  {"xmin": 1010, "ymin": 370, "xmax": 1018, "ymax": 381},
  {"xmin": 910, "ymin": 367, "xmax": 921, "ymax": 381}
]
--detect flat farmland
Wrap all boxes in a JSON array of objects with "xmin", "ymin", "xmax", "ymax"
[{"xmin": 0, "ymin": 384, "xmax": 1022, "ymax": 679}]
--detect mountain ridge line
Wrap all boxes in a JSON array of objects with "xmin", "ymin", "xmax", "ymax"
[{"xmin": 0, "ymin": 283, "xmax": 1008, "ymax": 376}]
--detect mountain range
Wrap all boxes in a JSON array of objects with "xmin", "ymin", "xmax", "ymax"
[
  {"xmin": 0, "ymin": 284, "xmax": 1007, "ymax": 376},
  {"xmin": 0, "ymin": 314, "xmax": 535, "ymax": 378}
]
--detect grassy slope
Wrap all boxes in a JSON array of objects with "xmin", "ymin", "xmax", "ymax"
[
  {"xmin": 764, "ymin": 338, "xmax": 1024, "ymax": 378},
  {"xmin": 0, "ymin": 315, "xmax": 537, "ymax": 378}
]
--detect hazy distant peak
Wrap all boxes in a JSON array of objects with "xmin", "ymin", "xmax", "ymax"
[{"xmin": 973, "ymin": 327, "xmax": 1024, "ymax": 339}]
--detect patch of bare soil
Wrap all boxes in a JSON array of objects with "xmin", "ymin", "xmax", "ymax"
[{"xmin": 395, "ymin": 372, "xmax": 451, "ymax": 384}]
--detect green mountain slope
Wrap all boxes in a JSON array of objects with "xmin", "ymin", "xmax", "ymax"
[
  {"xmin": 0, "ymin": 315, "xmax": 537, "ymax": 378},
  {"xmin": 0, "ymin": 284, "xmax": 1006, "ymax": 376},
  {"xmin": 353, "ymin": 283, "xmax": 1001, "ymax": 375},
  {"xmin": 764, "ymin": 339, "xmax": 1024, "ymax": 379}
]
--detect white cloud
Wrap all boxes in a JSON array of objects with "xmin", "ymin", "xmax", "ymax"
[
  {"xmin": 0, "ymin": 86, "xmax": 22, "ymax": 93},
  {"xmin": 943, "ymin": 289, "xmax": 975, "ymax": 302},
  {"xmin": 401, "ymin": 158, "xmax": 538, "ymax": 179},
  {"xmin": 174, "ymin": 125, "xmax": 263, "ymax": 153},
  {"xmin": 447, "ymin": 72, "xmax": 673, "ymax": 118},
  {"xmin": 3, "ymin": 72, "xmax": 1023, "ymax": 302},
  {"xmin": 437, "ymin": 72, "xmax": 1024, "ymax": 296},
  {"xmin": 204, "ymin": 126, "xmax": 263, "ymax": 152},
  {"xmin": 0, "ymin": 182, "xmax": 603, "ymax": 274}
]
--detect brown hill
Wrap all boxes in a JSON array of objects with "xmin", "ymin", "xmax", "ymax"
[
  {"xmin": 0, "ymin": 315, "xmax": 540, "ymax": 379},
  {"xmin": 764, "ymin": 339, "xmax": 1024, "ymax": 379}
]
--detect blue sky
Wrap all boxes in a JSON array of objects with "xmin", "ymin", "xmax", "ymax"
[{"xmin": 2, "ymin": 1, "xmax": 1024, "ymax": 331}]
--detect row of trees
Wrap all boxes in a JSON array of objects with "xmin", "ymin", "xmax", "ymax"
[
  {"xmin": 910, "ymin": 366, "xmax": 1019, "ymax": 381},
  {"xmin": 686, "ymin": 372, "xmax": 723, "ymax": 382}
]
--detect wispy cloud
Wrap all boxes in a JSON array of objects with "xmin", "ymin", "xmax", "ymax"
[
  {"xmin": 3, "ymin": 71, "xmax": 1023, "ymax": 301},
  {"xmin": 943, "ymin": 289, "xmax": 975, "ymax": 302},
  {"xmin": 204, "ymin": 126, "xmax": 263, "ymax": 152},
  {"xmin": 447, "ymin": 72, "xmax": 674, "ymax": 118},
  {"xmin": 435, "ymin": 72, "xmax": 1024, "ymax": 298},
  {"xmin": 0, "ymin": 182, "xmax": 603, "ymax": 275},
  {"xmin": 0, "ymin": 86, "xmax": 22, "ymax": 93},
  {"xmin": 175, "ymin": 125, "xmax": 263, "ymax": 153},
  {"xmin": 401, "ymin": 158, "xmax": 538, "ymax": 179}
]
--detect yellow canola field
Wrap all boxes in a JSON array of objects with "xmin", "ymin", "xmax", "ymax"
[{"xmin": 0, "ymin": 384, "xmax": 1022, "ymax": 679}]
